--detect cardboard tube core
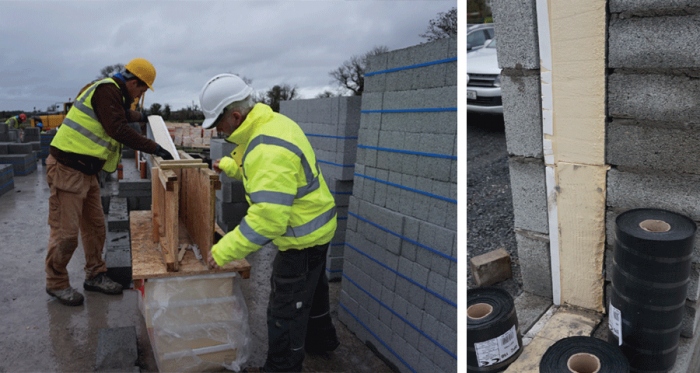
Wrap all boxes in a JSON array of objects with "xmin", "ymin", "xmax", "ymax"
[
  {"xmin": 467, "ymin": 303, "xmax": 493, "ymax": 320},
  {"xmin": 639, "ymin": 219, "xmax": 671, "ymax": 233},
  {"xmin": 567, "ymin": 353, "xmax": 601, "ymax": 373}
]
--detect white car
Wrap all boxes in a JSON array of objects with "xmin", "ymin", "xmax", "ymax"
[{"xmin": 467, "ymin": 39, "xmax": 502, "ymax": 114}]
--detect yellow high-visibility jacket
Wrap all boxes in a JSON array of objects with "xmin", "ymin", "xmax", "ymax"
[
  {"xmin": 211, "ymin": 103, "xmax": 337, "ymax": 265},
  {"xmin": 50, "ymin": 78, "xmax": 123, "ymax": 172},
  {"xmin": 4, "ymin": 116, "xmax": 20, "ymax": 129}
]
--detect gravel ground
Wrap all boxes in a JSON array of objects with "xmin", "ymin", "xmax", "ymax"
[{"xmin": 467, "ymin": 113, "xmax": 522, "ymax": 298}]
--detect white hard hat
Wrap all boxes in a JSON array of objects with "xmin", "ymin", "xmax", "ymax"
[{"xmin": 199, "ymin": 73, "xmax": 253, "ymax": 129}]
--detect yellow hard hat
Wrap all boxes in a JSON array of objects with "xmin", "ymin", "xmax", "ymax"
[{"xmin": 125, "ymin": 58, "xmax": 156, "ymax": 90}]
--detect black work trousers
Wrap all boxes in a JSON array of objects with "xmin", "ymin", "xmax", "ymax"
[{"xmin": 263, "ymin": 242, "xmax": 339, "ymax": 372}]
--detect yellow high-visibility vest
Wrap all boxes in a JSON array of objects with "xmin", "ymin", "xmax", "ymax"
[{"xmin": 50, "ymin": 78, "xmax": 123, "ymax": 172}]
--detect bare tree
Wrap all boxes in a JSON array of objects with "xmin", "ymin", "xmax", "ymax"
[
  {"xmin": 420, "ymin": 7, "xmax": 457, "ymax": 42},
  {"xmin": 98, "ymin": 64, "xmax": 125, "ymax": 79},
  {"xmin": 329, "ymin": 46, "xmax": 389, "ymax": 96},
  {"xmin": 255, "ymin": 84, "xmax": 299, "ymax": 113},
  {"xmin": 149, "ymin": 103, "xmax": 162, "ymax": 116},
  {"xmin": 316, "ymin": 90, "xmax": 339, "ymax": 98}
]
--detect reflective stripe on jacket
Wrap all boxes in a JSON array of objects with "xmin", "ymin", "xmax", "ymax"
[
  {"xmin": 211, "ymin": 103, "xmax": 337, "ymax": 265},
  {"xmin": 50, "ymin": 78, "xmax": 122, "ymax": 172}
]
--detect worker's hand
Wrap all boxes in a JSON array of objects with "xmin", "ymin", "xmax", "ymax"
[
  {"xmin": 207, "ymin": 251, "xmax": 221, "ymax": 269},
  {"xmin": 153, "ymin": 145, "xmax": 174, "ymax": 160},
  {"xmin": 213, "ymin": 158, "xmax": 222, "ymax": 173}
]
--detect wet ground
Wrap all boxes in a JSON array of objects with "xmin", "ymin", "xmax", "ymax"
[{"xmin": 0, "ymin": 158, "xmax": 393, "ymax": 372}]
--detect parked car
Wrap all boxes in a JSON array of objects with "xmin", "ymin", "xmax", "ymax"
[
  {"xmin": 467, "ymin": 39, "xmax": 502, "ymax": 114},
  {"xmin": 467, "ymin": 24, "xmax": 495, "ymax": 52}
]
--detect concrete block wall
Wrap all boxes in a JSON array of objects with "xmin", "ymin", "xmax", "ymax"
[
  {"xmin": 0, "ymin": 164, "xmax": 14, "ymax": 197},
  {"xmin": 491, "ymin": 0, "xmax": 551, "ymax": 298},
  {"xmin": 337, "ymin": 39, "xmax": 457, "ymax": 373},
  {"xmin": 607, "ymin": 1, "xmax": 700, "ymax": 338},
  {"xmin": 280, "ymin": 96, "xmax": 362, "ymax": 280}
]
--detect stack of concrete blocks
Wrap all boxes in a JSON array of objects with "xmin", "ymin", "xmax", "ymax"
[
  {"xmin": 0, "ymin": 123, "xmax": 8, "ymax": 142},
  {"xmin": 491, "ymin": 1, "xmax": 551, "ymax": 299},
  {"xmin": 105, "ymin": 196, "xmax": 132, "ymax": 289},
  {"xmin": 0, "ymin": 142, "xmax": 37, "ymax": 176},
  {"xmin": 210, "ymin": 138, "xmax": 248, "ymax": 233},
  {"xmin": 0, "ymin": 164, "xmax": 14, "ymax": 197},
  {"xmin": 279, "ymin": 96, "xmax": 362, "ymax": 280},
  {"xmin": 605, "ymin": 2, "xmax": 700, "ymax": 339},
  {"xmin": 337, "ymin": 39, "xmax": 457, "ymax": 373},
  {"xmin": 21, "ymin": 127, "xmax": 41, "ymax": 160},
  {"xmin": 118, "ymin": 180, "xmax": 152, "ymax": 211},
  {"xmin": 39, "ymin": 129, "xmax": 57, "ymax": 165}
]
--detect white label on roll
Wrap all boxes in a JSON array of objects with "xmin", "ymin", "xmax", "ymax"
[
  {"xmin": 474, "ymin": 325, "xmax": 520, "ymax": 367},
  {"xmin": 609, "ymin": 302, "xmax": 622, "ymax": 346}
]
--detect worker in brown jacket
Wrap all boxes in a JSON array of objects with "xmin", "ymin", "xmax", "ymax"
[{"xmin": 45, "ymin": 58, "xmax": 173, "ymax": 306}]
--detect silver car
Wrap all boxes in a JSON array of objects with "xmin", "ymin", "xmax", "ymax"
[{"xmin": 467, "ymin": 39, "xmax": 502, "ymax": 114}]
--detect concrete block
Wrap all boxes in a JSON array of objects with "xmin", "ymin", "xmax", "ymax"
[
  {"xmin": 339, "ymin": 96, "xmax": 362, "ymax": 130},
  {"xmin": 105, "ymin": 248, "xmax": 132, "ymax": 289},
  {"xmin": 609, "ymin": 73, "xmax": 700, "ymax": 124},
  {"xmin": 107, "ymin": 197, "xmax": 129, "ymax": 232},
  {"xmin": 0, "ymin": 143, "xmax": 7, "ymax": 154},
  {"xmin": 606, "ymin": 168, "xmax": 700, "ymax": 221},
  {"xmin": 469, "ymin": 248, "xmax": 513, "ymax": 287},
  {"xmin": 690, "ymin": 263, "xmax": 700, "ymax": 302},
  {"xmin": 7, "ymin": 143, "xmax": 32, "ymax": 154},
  {"xmin": 502, "ymin": 70, "xmax": 543, "ymax": 158},
  {"xmin": 365, "ymin": 54, "xmax": 388, "ymax": 94},
  {"xmin": 382, "ymin": 87, "xmax": 456, "ymax": 112},
  {"xmin": 609, "ymin": 14, "xmax": 700, "ymax": 69},
  {"xmin": 515, "ymin": 229, "xmax": 552, "ymax": 299},
  {"xmin": 508, "ymin": 157, "xmax": 549, "ymax": 234},
  {"xmin": 491, "ymin": 0, "xmax": 540, "ymax": 69},
  {"xmin": 95, "ymin": 326, "xmax": 138, "ymax": 371},
  {"xmin": 607, "ymin": 120, "xmax": 700, "ymax": 174},
  {"xmin": 216, "ymin": 174, "xmax": 246, "ymax": 203}
]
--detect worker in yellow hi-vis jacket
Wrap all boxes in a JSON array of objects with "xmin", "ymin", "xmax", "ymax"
[{"xmin": 200, "ymin": 73, "xmax": 339, "ymax": 373}]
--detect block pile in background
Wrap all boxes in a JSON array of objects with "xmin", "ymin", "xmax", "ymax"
[
  {"xmin": 280, "ymin": 96, "xmax": 362, "ymax": 281},
  {"xmin": 0, "ymin": 125, "xmax": 38, "ymax": 176},
  {"xmin": 0, "ymin": 164, "xmax": 13, "ymax": 197},
  {"xmin": 166, "ymin": 122, "xmax": 217, "ymax": 148},
  {"xmin": 210, "ymin": 139, "xmax": 248, "ymax": 233}
]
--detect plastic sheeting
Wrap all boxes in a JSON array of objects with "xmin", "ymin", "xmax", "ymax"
[{"xmin": 143, "ymin": 272, "xmax": 251, "ymax": 372}]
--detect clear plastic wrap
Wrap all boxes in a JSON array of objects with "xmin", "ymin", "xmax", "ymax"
[{"xmin": 142, "ymin": 272, "xmax": 251, "ymax": 372}]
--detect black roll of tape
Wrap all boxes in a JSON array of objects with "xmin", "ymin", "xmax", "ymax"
[
  {"xmin": 609, "ymin": 208, "xmax": 697, "ymax": 372},
  {"xmin": 467, "ymin": 287, "xmax": 522, "ymax": 372},
  {"xmin": 539, "ymin": 336, "xmax": 629, "ymax": 373}
]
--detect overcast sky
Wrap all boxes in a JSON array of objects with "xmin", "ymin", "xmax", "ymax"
[{"xmin": 0, "ymin": 0, "xmax": 456, "ymax": 112}]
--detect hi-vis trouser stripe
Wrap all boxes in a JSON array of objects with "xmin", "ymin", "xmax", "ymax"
[
  {"xmin": 62, "ymin": 81, "xmax": 118, "ymax": 152},
  {"xmin": 238, "ymin": 206, "xmax": 337, "ymax": 246}
]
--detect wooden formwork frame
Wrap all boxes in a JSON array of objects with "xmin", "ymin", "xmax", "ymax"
[{"xmin": 151, "ymin": 151, "xmax": 219, "ymax": 272}]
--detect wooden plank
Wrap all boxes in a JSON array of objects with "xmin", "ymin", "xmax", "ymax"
[
  {"xmin": 148, "ymin": 115, "xmax": 180, "ymax": 160},
  {"xmin": 151, "ymin": 167, "xmax": 161, "ymax": 243},
  {"xmin": 131, "ymin": 211, "xmax": 250, "ymax": 279},
  {"xmin": 163, "ymin": 178, "xmax": 179, "ymax": 271}
]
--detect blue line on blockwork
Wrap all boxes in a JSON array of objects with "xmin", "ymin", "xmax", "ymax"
[
  {"xmin": 364, "ymin": 57, "xmax": 457, "ymax": 76},
  {"xmin": 345, "ymin": 242, "xmax": 457, "ymax": 308},
  {"xmin": 318, "ymin": 160, "xmax": 354, "ymax": 168},
  {"xmin": 330, "ymin": 190, "xmax": 353, "ymax": 195},
  {"xmin": 361, "ymin": 107, "xmax": 457, "ymax": 114},
  {"xmin": 306, "ymin": 133, "xmax": 358, "ymax": 140},
  {"xmin": 357, "ymin": 144, "xmax": 457, "ymax": 160},
  {"xmin": 0, "ymin": 168, "xmax": 13, "ymax": 178},
  {"xmin": 330, "ymin": 242, "xmax": 345, "ymax": 247},
  {"xmin": 348, "ymin": 211, "xmax": 456, "ymax": 263},
  {"xmin": 354, "ymin": 173, "xmax": 457, "ymax": 204},
  {"xmin": 337, "ymin": 216, "xmax": 348, "ymax": 221},
  {"xmin": 344, "ymin": 273, "xmax": 457, "ymax": 360},
  {"xmin": 339, "ymin": 302, "xmax": 417, "ymax": 373}
]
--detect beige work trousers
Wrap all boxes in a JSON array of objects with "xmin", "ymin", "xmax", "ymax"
[{"xmin": 45, "ymin": 155, "xmax": 107, "ymax": 290}]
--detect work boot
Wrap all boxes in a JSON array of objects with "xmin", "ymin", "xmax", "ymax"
[
  {"xmin": 46, "ymin": 287, "xmax": 84, "ymax": 306},
  {"xmin": 83, "ymin": 273, "xmax": 123, "ymax": 295},
  {"xmin": 306, "ymin": 339, "xmax": 340, "ymax": 355}
]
